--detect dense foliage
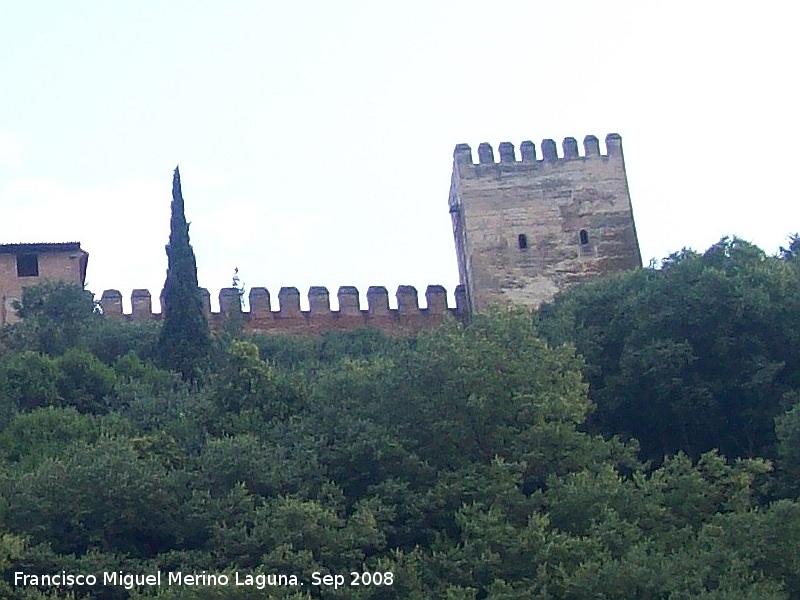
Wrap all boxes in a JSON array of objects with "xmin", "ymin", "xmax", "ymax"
[
  {"xmin": 537, "ymin": 237, "xmax": 800, "ymax": 473},
  {"xmin": 157, "ymin": 167, "xmax": 210, "ymax": 381},
  {"xmin": 0, "ymin": 237, "xmax": 799, "ymax": 598}
]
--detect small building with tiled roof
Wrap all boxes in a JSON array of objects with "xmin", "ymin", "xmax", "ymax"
[{"xmin": 0, "ymin": 242, "xmax": 88, "ymax": 325}]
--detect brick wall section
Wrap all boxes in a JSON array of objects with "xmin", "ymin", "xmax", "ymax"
[
  {"xmin": 0, "ymin": 244, "xmax": 88, "ymax": 325},
  {"xmin": 449, "ymin": 134, "xmax": 641, "ymax": 312},
  {"xmin": 100, "ymin": 285, "xmax": 468, "ymax": 337}
]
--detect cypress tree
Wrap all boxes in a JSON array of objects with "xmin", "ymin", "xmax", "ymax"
[{"xmin": 157, "ymin": 166, "xmax": 210, "ymax": 380}]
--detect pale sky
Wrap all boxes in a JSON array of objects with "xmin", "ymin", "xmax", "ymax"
[{"xmin": 1, "ymin": 2, "xmax": 796, "ymax": 312}]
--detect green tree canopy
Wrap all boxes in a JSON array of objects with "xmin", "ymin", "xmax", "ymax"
[
  {"xmin": 1, "ymin": 280, "xmax": 97, "ymax": 356},
  {"xmin": 537, "ymin": 236, "xmax": 800, "ymax": 463}
]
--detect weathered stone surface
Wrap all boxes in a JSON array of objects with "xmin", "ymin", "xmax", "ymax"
[{"xmin": 449, "ymin": 134, "xmax": 641, "ymax": 312}]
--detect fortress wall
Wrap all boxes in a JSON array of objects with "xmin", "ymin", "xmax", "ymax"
[
  {"xmin": 449, "ymin": 134, "xmax": 641, "ymax": 312},
  {"xmin": 100, "ymin": 284, "xmax": 466, "ymax": 337}
]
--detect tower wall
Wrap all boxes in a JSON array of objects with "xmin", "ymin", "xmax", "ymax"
[{"xmin": 449, "ymin": 133, "xmax": 641, "ymax": 312}]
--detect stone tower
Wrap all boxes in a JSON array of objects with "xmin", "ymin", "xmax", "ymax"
[{"xmin": 448, "ymin": 133, "xmax": 641, "ymax": 312}]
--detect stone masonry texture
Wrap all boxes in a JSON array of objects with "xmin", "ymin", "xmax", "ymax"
[{"xmin": 449, "ymin": 134, "xmax": 641, "ymax": 312}]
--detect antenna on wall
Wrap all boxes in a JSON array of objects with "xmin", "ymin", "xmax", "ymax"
[{"xmin": 232, "ymin": 267, "xmax": 247, "ymax": 310}]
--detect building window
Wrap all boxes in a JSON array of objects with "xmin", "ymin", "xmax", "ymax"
[
  {"xmin": 518, "ymin": 234, "xmax": 528, "ymax": 249},
  {"xmin": 579, "ymin": 229, "xmax": 589, "ymax": 245},
  {"xmin": 16, "ymin": 254, "xmax": 39, "ymax": 277}
]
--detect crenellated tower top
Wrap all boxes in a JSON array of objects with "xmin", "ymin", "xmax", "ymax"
[
  {"xmin": 449, "ymin": 133, "xmax": 641, "ymax": 312},
  {"xmin": 453, "ymin": 133, "xmax": 623, "ymax": 170}
]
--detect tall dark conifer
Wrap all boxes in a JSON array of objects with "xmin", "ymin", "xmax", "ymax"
[{"xmin": 157, "ymin": 166, "xmax": 210, "ymax": 380}]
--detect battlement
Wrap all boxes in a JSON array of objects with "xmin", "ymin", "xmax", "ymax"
[
  {"xmin": 453, "ymin": 134, "xmax": 622, "ymax": 173},
  {"xmin": 100, "ymin": 284, "xmax": 467, "ymax": 336}
]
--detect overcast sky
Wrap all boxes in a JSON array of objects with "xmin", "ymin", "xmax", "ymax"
[{"xmin": 1, "ymin": 2, "xmax": 796, "ymax": 312}]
